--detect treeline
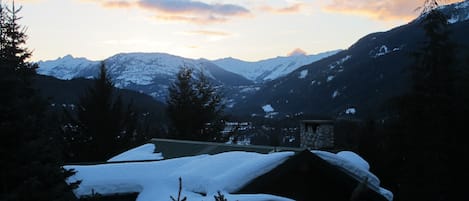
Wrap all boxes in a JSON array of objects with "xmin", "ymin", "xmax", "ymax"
[{"xmin": 0, "ymin": 2, "xmax": 78, "ymax": 200}]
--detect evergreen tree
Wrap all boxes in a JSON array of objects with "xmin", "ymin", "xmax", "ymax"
[
  {"xmin": 388, "ymin": 2, "xmax": 466, "ymax": 200},
  {"xmin": 167, "ymin": 67, "xmax": 225, "ymax": 142},
  {"xmin": 194, "ymin": 71, "xmax": 225, "ymax": 141},
  {"xmin": 63, "ymin": 63, "xmax": 139, "ymax": 162},
  {"xmin": 0, "ymin": 2, "xmax": 78, "ymax": 201}
]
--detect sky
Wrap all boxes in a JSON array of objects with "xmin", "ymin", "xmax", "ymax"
[{"xmin": 12, "ymin": 0, "xmax": 463, "ymax": 62}]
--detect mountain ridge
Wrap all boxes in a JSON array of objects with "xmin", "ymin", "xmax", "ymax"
[
  {"xmin": 231, "ymin": 1, "xmax": 469, "ymax": 119},
  {"xmin": 37, "ymin": 50, "xmax": 341, "ymax": 103}
]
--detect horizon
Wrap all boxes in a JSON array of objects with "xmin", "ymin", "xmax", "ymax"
[
  {"xmin": 36, "ymin": 48, "xmax": 343, "ymax": 63},
  {"xmin": 14, "ymin": 0, "xmax": 463, "ymax": 62}
]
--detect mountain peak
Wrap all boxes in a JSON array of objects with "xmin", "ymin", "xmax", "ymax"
[
  {"xmin": 62, "ymin": 54, "xmax": 74, "ymax": 60},
  {"xmin": 287, "ymin": 48, "xmax": 307, "ymax": 56}
]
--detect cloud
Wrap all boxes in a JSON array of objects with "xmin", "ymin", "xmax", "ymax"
[
  {"xmin": 323, "ymin": 0, "xmax": 462, "ymax": 21},
  {"xmin": 138, "ymin": 0, "xmax": 249, "ymax": 15},
  {"xmin": 260, "ymin": 3, "xmax": 307, "ymax": 14},
  {"xmin": 81, "ymin": 0, "xmax": 251, "ymax": 24},
  {"xmin": 181, "ymin": 30, "xmax": 231, "ymax": 37},
  {"xmin": 287, "ymin": 48, "xmax": 307, "ymax": 56},
  {"xmin": 102, "ymin": 1, "xmax": 134, "ymax": 9},
  {"xmin": 138, "ymin": 0, "xmax": 251, "ymax": 24}
]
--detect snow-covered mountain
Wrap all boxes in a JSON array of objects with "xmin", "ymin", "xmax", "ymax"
[
  {"xmin": 37, "ymin": 50, "xmax": 339, "ymax": 103},
  {"xmin": 37, "ymin": 55, "xmax": 100, "ymax": 80},
  {"xmin": 213, "ymin": 50, "xmax": 340, "ymax": 82},
  {"xmin": 38, "ymin": 52, "xmax": 253, "ymax": 102}
]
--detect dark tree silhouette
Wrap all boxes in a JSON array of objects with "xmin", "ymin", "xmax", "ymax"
[
  {"xmin": 388, "ymin": 2, "xmax": 468, "ymax": 200},
  {"xmin": 0, "ymin": 2, "xmax": 78, "ymax": 201},
  {"xmin": 167, "ymin": 67, "xmax": 225, "ymax": 142},
  {"xmin": 63, "ymin": 63, "xmax": 140, "ymax": 162}
]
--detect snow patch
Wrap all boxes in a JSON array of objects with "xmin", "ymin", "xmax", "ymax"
[
  {"xmin": 328, "ymin": 55, "xmax": 351, "ymax": 70},
  {"xmin": 327, "ymin": 75, "xmax": 335, "ymax": 82},
  {"xmin": 240, "ymin": 86, "xmax": 260, "ymax": 93},
  {"xmin": 371, "ymin": 45, "xmax": 403, "ymax": 58},
  {"xmin": 298, "ymin": 70, "xmax": 308, "ymax": 79},
  {"xmin": 108, "ymin": 144, "xmax": 163, "ymax": 162},
  {"xmin": 332, "ymin": 90, "xmax": 340, "ymax": 98},
  {"xmin": 373, "ymin": 45, "xmax": 390, "ymax": 57},
  {"xmin": 262, "ymin": 104, "xmax": 275, "ymax": 113},
  {"xmin": 264, "ymin": 112, "xmax": 279, "ymax": 119},
  {"xmin": 345, "ymin": 108, "xmax": 356, "ymax": 115}
]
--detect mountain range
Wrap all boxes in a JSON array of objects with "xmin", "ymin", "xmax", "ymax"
[
  {"xmin": 38, "ymin": 50, "xmax": 338, "ymax": 103},
  {"xmin": 36, "ymin": 0, "xmax": 469, "ymax": 119}
]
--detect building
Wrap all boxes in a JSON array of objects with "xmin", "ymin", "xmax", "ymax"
[
  {"xmin": 150, "ymin": 138, "xmax": 303, "ymax": 159},
  {"xmin": 300, "ymin": 120, "xmax": 335, "ymax": 150},
  {"xmin": 65, "ymin": 141, "xmax": 393, "ymax": 201}
]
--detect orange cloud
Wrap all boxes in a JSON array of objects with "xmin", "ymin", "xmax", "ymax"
[
  {"xmin": 260, "ymin": 3, "xmax": 306, "ymax": 14},
  {"xmin": 80, "ymin": 0, "xmax": 251, "ymax": 24},
  {"xmin": 102, "ymin": 1, "xmax": 134, "ymax": 9},
  {"xmin": 139, "ymin": 0, "xmax": 251, "ymax": 24},
  {"xmin": 323, "ymin": 0, "xmax": 462, "ymax": 21},
  {"xmin": 153, "ymin": 14, "xmax": 229, "ymax": 24}
]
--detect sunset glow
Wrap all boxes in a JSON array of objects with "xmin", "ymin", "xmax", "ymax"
[{"xmin": 14, "ymin": 0, "xmax": 464, "ymax": 62}]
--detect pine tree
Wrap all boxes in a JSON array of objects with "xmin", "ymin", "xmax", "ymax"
[
  {"xmin": 0, "ymin": 2, "xmax": 78, "ymax": 201},
  {"xmin": 389, "ymin": 2, "xmax": 462, "ymax": 200},
  {"xmin": 63, "ymin": 63, "xmax": 139, "ymax": 162},
  {"xmin": 194, "ymin": 71, "xmax": 225, "ymax": 141},
  {"xmin": 167, "ymin": 67, "xmax": 225, "ymax": 142}
]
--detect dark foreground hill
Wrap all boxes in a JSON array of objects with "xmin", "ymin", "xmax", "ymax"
[{"xmin": 33, "ymin": 74, "xmax": 168, "ymax": 133}]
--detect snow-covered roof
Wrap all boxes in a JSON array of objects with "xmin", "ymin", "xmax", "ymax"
[
  {"xmin": 107, "ymin": 143, "xmax": 163, "ymax": 162},
  {"xmin": 65, "ymin": 151, "xmax": 295, "ymax": 201},
  {"xmin": 313, "ymin": 150, "xmax": 393, "ymax": 201},
  {"xmin": 64, "ymin": 144, "xmax": 393, "ymax": 201}
]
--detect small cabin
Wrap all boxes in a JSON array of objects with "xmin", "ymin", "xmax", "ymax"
[{"xmin": 300, "ymin": 120, "xmax": 334, "ymax": 150}]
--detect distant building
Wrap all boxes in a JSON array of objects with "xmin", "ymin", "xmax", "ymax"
[{"xmin": 300, "ymin": 120, "xmax": 334, "ymax": 149}]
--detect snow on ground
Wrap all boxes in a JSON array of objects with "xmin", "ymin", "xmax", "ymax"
[
  {"xmin": 329, "ymin": 55, "xmax": 351, "ymax": 69},
  {"xmin": 375, "ymin": 45, "xmax": 390, "ymax": 57},
  {"xmin": 262, "ymin": 104, "xmax": 275, "ymax": 113},
  {"xmin": 298, "ymin": 70, "xmax": 308, "ymax": 79},
  {"xmin": 312, "ymin": 150, "xmax": 393, "ymax": 201},
  {"xmin": 107, "ymin": 144, "xmax": 163, "ymax": 162},
  {"xmin": 345, "ymin": 108, "xmax": 357, "ymax": 115},
  {"xmin": 332, "ymin": 90, "xmax": 340, "ymax": 98},
  {"xmin": 64, "ymin": 151, "xmax": 295, "ymax": 201}
]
